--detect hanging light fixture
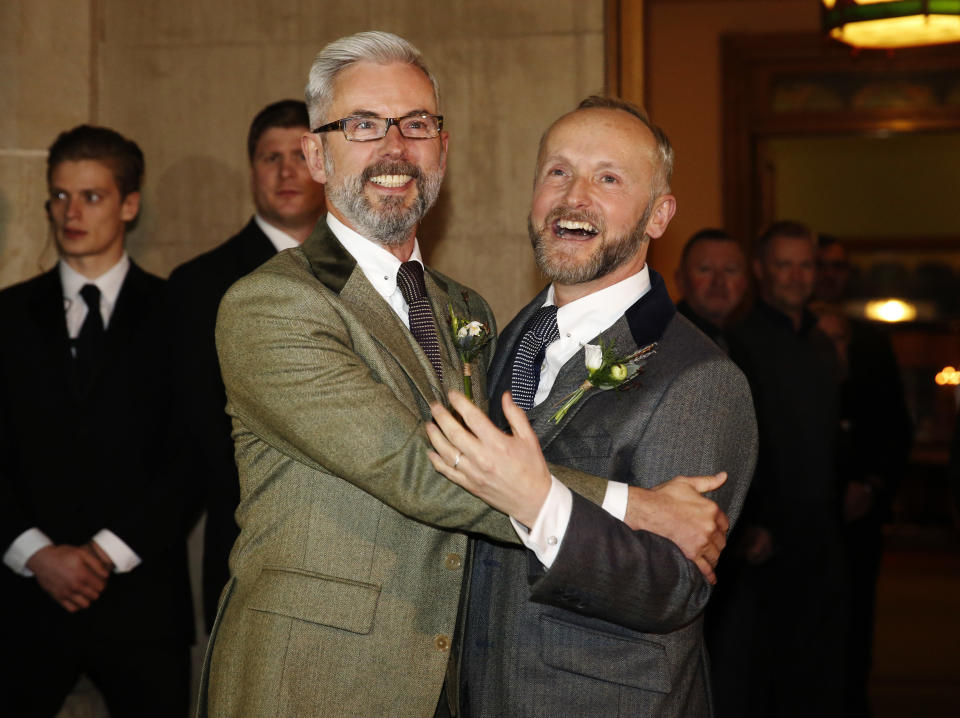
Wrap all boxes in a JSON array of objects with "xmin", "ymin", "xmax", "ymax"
[{"xmin": 822, "ymin": 0, "xmax": 960, "ymax": 49}]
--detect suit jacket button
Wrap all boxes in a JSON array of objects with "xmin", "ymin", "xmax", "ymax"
[
  {"xmin": 434, "ymin": 634, "xmax": 451, "ymax": 652},
  {"xmin": 444, "ymin": 553, "xmax": 462, "ymax": 570}
]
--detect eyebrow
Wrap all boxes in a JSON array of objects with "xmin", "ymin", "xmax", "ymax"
[
  {"xmin": 49, "ymin": 185, "xmax": 113, "ymax": 194},
  {"xmin": 343, "ymin": 108, "xmax": 435, "ymax": 118},
  {"xmin": 542, "ymin": 155, "xmax": 626, "ymax": 173}
]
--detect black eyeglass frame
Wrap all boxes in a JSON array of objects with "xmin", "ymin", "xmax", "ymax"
[{"xmin": 311, "ymin": 114, "xmax": 444, "ymax": 142}]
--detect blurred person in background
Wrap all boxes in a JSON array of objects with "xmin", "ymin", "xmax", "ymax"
[{"xmin": 674, "ymin": 228, "xmax": 749, "ymax": 352}]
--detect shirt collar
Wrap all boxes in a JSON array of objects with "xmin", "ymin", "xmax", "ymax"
[
  {"xmin": 254, "ymin": 213, "xmax": 301, "ymax": 253},
  {"xmin": 59, "ymin": 253, "xmax": 130, "ymax": 307},
  {"xmin": 545, "ymin": 265, "xmax": 652, "ymax": 343},
  {"xmin": 325, "ymin": 213, "xmax": 424, "ymax": 301}
]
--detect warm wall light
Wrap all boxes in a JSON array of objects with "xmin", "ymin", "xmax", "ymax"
[
  {"xmin": 935, "ymin": 366, "xmax": 960, "ymax": 385},
  {"xmin": 822, "ymin": 0, "xmax": 960, "ymax": 49},
  {"xmin": 864, "ymin": 298, "xmax": 919, "ymax": 322}
]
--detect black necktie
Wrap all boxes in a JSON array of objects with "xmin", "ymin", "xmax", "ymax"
[
  {"xmin": 396, "ymin": 261, "xmax": 443, "ymax": 382},
  {"xmin": 510, "ymin": 304, "xmax": 560, "ymax": 410},
  {"xmin": 74, "ymin": 283, "xmax": 105, "ymax": 384}
]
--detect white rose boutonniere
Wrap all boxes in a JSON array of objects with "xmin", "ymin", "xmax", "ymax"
[
  {"xmin": 448, "ymin": 299, "xmax": 494, "ymax": 403},
  {"xmin": 551, "ymin": 339, "xmax": 657, "ymax": 423}
]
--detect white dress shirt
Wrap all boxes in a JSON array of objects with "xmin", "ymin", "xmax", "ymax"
[
  {"xmin": 3, "ymin": 255, "xmax": 142, "ymax": 576},
  {"xmin": 326, "ymin": 213, "xmax": 425, "ymax": 328},
  {"xmin": 254, "ymin": 214, "xmax": 302, "ymax": 253},
  {"xmin": 511, "ymin": 267, "xmax": 652, "ymax": 567}
]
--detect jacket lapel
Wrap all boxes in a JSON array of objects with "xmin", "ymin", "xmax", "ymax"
[
  {"xmin": 523, "ymin": 268, "xmax": 676, "ymax": 447},
  {"xmin": 302, "ymin": 222, "xmax": 446, "ymax": 405},
  {"xmin": 28, "ymin": 268, "xmax": 74, "ymax": 375},
  {"xmin": 238, "ymin": 218, "xmax": 279, "ymax": 272}
]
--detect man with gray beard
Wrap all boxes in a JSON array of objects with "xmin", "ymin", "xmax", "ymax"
[
  {"xmin": 199, "ymin": 35, "xmax": 729, "ymax": 718},
  {"xmin": 427, "ymin": 97, "xmax": 757, "ymax": 717}
]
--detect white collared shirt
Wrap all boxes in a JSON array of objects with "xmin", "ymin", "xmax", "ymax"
[
  {"xmin": 511, "ymin": 268, "xmax": 652, "ymax": 568},
  {"xmin": 3, "ymin": 254, "xmax": 142, "ymax": 577},
  {"xmin": 254, "ymin": 214, "xmax": 302, "ymax": 253},
  {"xmin": 61, "ymin": 253, "xmax": 130, "ymax": 339},
  {"xmin": 326, "ymin": 213, "xmax": 425, "ymax": 328}
]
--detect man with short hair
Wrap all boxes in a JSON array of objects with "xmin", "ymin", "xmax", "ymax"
[
  {"xmin": 675, "ymin": 228, "xmax": 748, "ymax": 349},
  {"xmin": 201, "ymin": 35, "xmax": 733, "ymax": 718},
  {"xmin": 426, "ymin": 97, "xmax": 757, "ymax": 717},
  {"xmin": 711, "ymin": 220, "xmax": 846, "ymax": 718},
  {"xmin": 812, "ymin": 234, "xmax": 912, "ymax": 718},
  {"xmin": 166, "ymin": 99, "xmax": 325, "ymax": 631},
  {"xmin": 0, "ymin": 125, "xmax": 194, "ymax": 717}
]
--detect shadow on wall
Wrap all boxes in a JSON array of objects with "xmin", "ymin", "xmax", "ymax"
[
  {"xmin": 130, "ymin": 155, "xmax": 248, "ymax": 278},
  {"xmin": 0, "ymin": 187, "xmax": 58, "ymax": 288},
  {"xmin": 417, "ymin": 183, "xmax": 452, "ymax": 266}
]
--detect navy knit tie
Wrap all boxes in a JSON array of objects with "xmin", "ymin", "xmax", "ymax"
[
  {"xmin": 396, "ymin": 261, "xmax": 443, "ymax": 382},
  {"xmin": 510, "ymin": 304, "xmax": 560, "ymax": 410}
]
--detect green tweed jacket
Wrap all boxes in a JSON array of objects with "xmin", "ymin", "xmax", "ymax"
[{"xmin": 199, "ymin": 222, "xmax": 605, "ymax": 717}]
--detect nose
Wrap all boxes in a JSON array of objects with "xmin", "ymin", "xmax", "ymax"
[
  {"xmin": 64, "ymin": 196, "xmax": 81, "ymax": 220},
  {"xmin": 379, "ymin": 123, "xmax": 408, "ymax": 158},
  {"xmin": 563, "ymin": 175, "xmax": 590, "ymax": 208},
  {"xmin": 279, "ymin": 156, "xmax": 295, "ymax": 178}
]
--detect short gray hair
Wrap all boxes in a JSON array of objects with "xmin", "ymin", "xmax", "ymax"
[{"xmin": 304, "ymin": 31, "xmax": 440, "ymax": 129}]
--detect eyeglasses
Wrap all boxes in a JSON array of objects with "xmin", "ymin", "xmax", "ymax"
[{"xmin": 311, "ymin": 114, "xmax": 444, "ymax": 142}]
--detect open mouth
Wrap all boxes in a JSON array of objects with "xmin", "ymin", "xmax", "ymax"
[
  {"xmin": 369, "ymin": 174, "xmax": 413, "ymax": 188},
  {"xmin": 554, "ymin": 218, "xmax": 599, "ymax": 239}
]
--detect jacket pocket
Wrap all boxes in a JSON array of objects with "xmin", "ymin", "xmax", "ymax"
[
  {"xmin": 539, "ymin": 615, "xmax": 671, "ymax": 692},
  {"xmin": 247, "ymin": 565, "xmax": 381, "ymax": 635}
]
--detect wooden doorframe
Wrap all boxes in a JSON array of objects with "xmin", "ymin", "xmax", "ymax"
[
  {"xmin": 722, "ymin": 34, "xmax": 960, "ymax": 250},
  {"xmin": 605, "ymin": 0, "xmax": 646, "ymax": 104}
]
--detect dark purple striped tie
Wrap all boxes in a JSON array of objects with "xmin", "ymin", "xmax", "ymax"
[
  {"xmin": 396, "ymin": 261, "xmax": 443, "ymax": 382},
  {"xmin": 510, "ymin": 304, "xmax": 560, "ymax": 410}
]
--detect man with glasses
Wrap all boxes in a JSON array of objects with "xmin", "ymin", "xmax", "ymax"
[
  {"xmin": 201, "ymin": 32, "xmax": 731, "ymax": 718},
  {"xmin": 199, "ymin": 32, "xmax": 515, "ymax": 718}
]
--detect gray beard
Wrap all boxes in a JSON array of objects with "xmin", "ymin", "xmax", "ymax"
[
  {"xmin": 324, "ymin": 157, "xmax": 442, "ymax": 246},
  {"xmin": 528, "ymin": 203, "xmax": 651, "ymax": 285}
]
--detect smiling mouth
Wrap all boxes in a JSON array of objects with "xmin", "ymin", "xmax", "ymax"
[
  {"xmin": 554, "ymin": 218, "xmax": 599, "ymax": 239},
  {"xmin": 369, "ymin": 174, "xmax": 413, "ymax": 188}
]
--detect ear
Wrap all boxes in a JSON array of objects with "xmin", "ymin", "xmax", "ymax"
[
  {"xmin": 674, "ymin": 265, "xmax": 685, "ymax": 293},
  {"xmin": 301, "ymin": 132, "xmax": 327, "ymax": 184},
  {"xmin": 438, "ymin": 129, "xmax": 449, "ymax": 175},
  {"xmin": 644, "ymin": 194, "xmax": 677, "ymax": 240},
  {"xmin": 120, "ymin": 191, "xmax": 140, "ymax": 223}
]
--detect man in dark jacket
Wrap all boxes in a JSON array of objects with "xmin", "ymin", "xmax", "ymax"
[
  {"xmin": 674, "ymin": 228, "xmax": 748, "ymax": 351},
  {"xmin": 0, "ymin": 125, "xmax": 194, "ymax": 717},
  {"xmin": 709, "ymin": 220, "xmax": 846, "ymax": 718}
]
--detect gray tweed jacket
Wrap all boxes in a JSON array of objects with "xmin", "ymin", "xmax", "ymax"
[{"xmin": 462, "ymin": 270, "xmax": 758, "ymax": 718}]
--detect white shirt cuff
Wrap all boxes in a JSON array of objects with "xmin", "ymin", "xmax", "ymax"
[
  {"xmin": 92, "ymin": 529, "xmax": 141, "ymax": 573},
  {"xmin": 510, "ymin": 476, "xmax": 573, "ymax": 569},
  {"xmin": 510, "ymin": 478, "xmax": 629, "ymax": 569},
  {"xmin": 601, "ymin": 480, "xmax": 629, "ymax": 520},
  {"xmin": 3, "ymin": 528, "xmax": 53, "ymax": 576}
]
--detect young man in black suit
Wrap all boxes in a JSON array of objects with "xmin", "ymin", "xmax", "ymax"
[
  {"xmin": 166, "ymin": 100, "xmax": 325, "ymax": 631},
  {"xmin": 0, "ymin": 125, "xmax": 195, "ymax": 717}
]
